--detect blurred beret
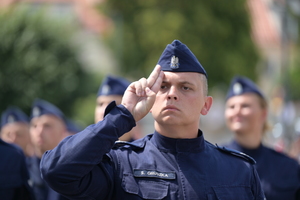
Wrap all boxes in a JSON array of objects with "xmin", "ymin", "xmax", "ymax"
[
  {"xmin": 1, "ymin": 106, "xmax": 29, "ymax": 128},
  {"xmin": 226, "ymin": 76, "xmax": 265, "ymax": 100},
  {"xmin": 97, "ymin": 75, "xmax": 130, "ymax": 97},
  {"xmin": 157, "ymin": 40, "xmax": 207, "ymax": 77},
  {"xmin": 31, "ymin": 98, "xmax": 66, "ymax": 124}
]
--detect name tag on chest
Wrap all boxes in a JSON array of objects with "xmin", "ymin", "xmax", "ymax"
[{"xmin": 133, "ymin": 169, "xmax": 176, "ymax": 180}]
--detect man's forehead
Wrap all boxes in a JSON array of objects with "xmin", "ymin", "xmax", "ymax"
[
  {"xmin": 226, "ymin": 93, "xmax": 260, "ymax": 104},
  {"xmin": 1, "ymin": 122, "xmax": 29, "ymax": 131},
  {"xmin": 162, "ymin": 71, "xmax": 202, "ymax": 82},
  {"xmin": 97, "ymin": 95, "xmax": 123, "ymax": 102},
  {"xmin": 3, "ymin": 121, "xmax": 28, "ymax": 128},
  {"xmin": 31, "ymin": 114, "xmax": 64, "ymax": 124}
]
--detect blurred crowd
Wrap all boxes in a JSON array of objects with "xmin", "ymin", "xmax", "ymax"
[{"xmin": 0, "ymin": 75, "xmax": 143, "ymax": 200}]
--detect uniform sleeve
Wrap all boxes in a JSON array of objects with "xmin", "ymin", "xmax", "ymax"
[
  {"xmin": 251, "ymin": 166, "xmax": 266, "ymax": 200},
  {"xmin": 40, "ymin": 102, "xmax": 136, "ymax": 200}
]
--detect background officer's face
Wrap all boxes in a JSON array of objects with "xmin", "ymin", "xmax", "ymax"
[
  {"xmin": 225, "ymin": 93, "xmax": 266, "ymax": 135},
  {"xmin": 0, "ymin": 122, "xmax": 31, "ymax": 152},
  {"xmin": 95, "ymin": 95, "xmax": 122, "ymax": 123},
  {"xmin": 30, "ymin": 115, "xmax": 66, "ymax": 156}
]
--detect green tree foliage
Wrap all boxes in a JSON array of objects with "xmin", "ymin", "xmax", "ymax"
[
  {"xmin": 99, "ymin": 0, "xmax": 260, "ymax": 90},
  {"xmin": 0, "ymin": 6, "xmax": 98, "ymax": 124},
  {"xmin": 287, "ymin": 54, "xmax": 300, "ymax": 101}
]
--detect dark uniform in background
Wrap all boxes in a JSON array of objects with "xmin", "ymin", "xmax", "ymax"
[
  {"xmin": 40, "ymin": 40, "xmax": 265, "ymax": 199},
  {"xmin": 0, "ymin": 139, "xmax": 35, "ymax": 200},
  {"xmin": 224, "ymin": 76, "xmax": 300, "ymax": 200},
  {"xmin": 28, "ymin": 99, "xmax": 69, "ymax": 200},
  {"xmin": 0, "ymin": 106, "xmax": 35, "ymax": 200}
]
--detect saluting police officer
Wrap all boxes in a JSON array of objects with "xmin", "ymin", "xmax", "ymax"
[
  {"xmin": 223, "ymin": 76, "xmax": 300, "ymax": 200},
  {"xmin": 28, "ymin": 99, "xmax": 69, "ymax": 200},
  {"xmin": 40, "ymin": 40, "xmax": 265, "ymax": 199},
  {"xmin": 95, "ymin": 75, "xmax": 143, "ymax": 141}
]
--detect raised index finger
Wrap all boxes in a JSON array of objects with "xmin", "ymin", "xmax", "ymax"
[{"xmin": 147, "ymin": 65, "xmax": 162, "ymax": 88}]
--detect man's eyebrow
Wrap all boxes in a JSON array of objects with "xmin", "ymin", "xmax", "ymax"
[
  {"xmin": 162, "ymin": 80, "xmax": 196, "ymax": 85},
  {"xmin": 180, "ymin": 81, "xmax": 195, "ymax": 85},
  {"xmin": 162, "ymin": 80, "xmax": 195, "ymax": 85}
]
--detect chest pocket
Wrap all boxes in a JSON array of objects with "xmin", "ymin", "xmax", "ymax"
[
  {"xmin": 208, "ymin": 186, "xmax": 254, "ymax": 200},
  {"xmin": 122, "ymin": 173, "xmax": 169, "ymax": 199}
]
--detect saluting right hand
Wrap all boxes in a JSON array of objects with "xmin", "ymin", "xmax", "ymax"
[{"xmin": 121, "ymin": 65, "xmax": 164, "ymax": 122}]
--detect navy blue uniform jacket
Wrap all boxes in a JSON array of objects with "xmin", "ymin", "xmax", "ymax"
[
  {"xmin": 0, "ymin": 139, "xmax": 35, "ymax": 200},
  {"xmin": 41, "ymin": 103, "xmax": 265, "ymax": 200},
  {"xmin": 226, "ymin": 140, "xmax": 300, "ymax": 200}
]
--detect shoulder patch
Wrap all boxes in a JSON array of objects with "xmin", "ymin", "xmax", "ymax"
[
  {"xmin": 113, "ymin": 140, "xmax": 145, "ymax": 150},
  {"xmin": 216, "ymin": 144, "xmax": 256, "ymax": 164}
]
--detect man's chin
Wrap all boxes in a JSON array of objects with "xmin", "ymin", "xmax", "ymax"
[{"xmin": 231, "ymin": 125, "xmax": 246, "ymax": 133}]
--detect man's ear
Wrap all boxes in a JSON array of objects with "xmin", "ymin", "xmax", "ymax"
[{"xmin": 200, "ymin": 96, "xmax": 213, "ymax": 115}]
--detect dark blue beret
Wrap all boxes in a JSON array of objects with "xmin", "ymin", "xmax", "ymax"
[
  {"xmin": 31, "ymin": 98, "xmax": 66, "ymax": 124},
  {"xmin": 97, "ymin": 75, "xmax": 130, "ymax": 97},
  {"xmin": 157, "ymin": 40, "xmax": 207, "ymax": 77},
  {"xmin": 1, "ymin": 106, "xmax": 29, "ymax": 128},
  {"xmin": 226, "ymin": 76, "xmax": 265, "ymax": 100}
]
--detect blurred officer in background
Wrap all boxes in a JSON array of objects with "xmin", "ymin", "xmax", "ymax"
[
  {"xmin": 0, "ymin": 139, "xmax": 35, "ymax": 200},
  {"xmin": 28, "ymin": 98, "xmax": 69, "ymax": 200},
  {"xmin": 1, "ymin": 106, "xmax": 34, "ymax": 157},
  {"xmin": 95, "ymin": 75, "xmax": 143, "ymax": 141},
  {"xmin": 40, "ymin": 40, "xmax": 265, "ymax": 199},
  {"xmin": 224, "ymin": 76, "xmax": 300, "ymax": 200}
]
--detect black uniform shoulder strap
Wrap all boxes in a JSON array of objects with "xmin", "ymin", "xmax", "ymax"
[
  {"xmin": 216, "ymin": 144, "xmax": 256, "ymax": 164},
  {"xmin": 112, "ymin": 140, "xmax": 146, "ymax": 150}
]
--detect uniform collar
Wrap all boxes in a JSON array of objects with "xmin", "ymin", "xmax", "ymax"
[
  {"xmin": 230, "ymin": 140, "xmax": 264, "ymax": 159},
  {"xmin": 151, "ymin": 130, "xmax": 205, "ymax": 153}
]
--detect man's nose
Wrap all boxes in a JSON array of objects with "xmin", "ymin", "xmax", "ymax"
[
  {"xmin": 35, "ymin": 126, "xmax": 44, "ymax": 136},
  {"xmin": 233, "ymin": 106, "xmax": 241, "ymax": 115},
  {"xmin": 167, "ymin": 86, "xmax": 178, "ymax": 100}
]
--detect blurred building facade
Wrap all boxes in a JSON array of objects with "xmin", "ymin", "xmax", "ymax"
[{"xmin": 0, "ymin": 0, "xmax": 111, "ymax": 34}]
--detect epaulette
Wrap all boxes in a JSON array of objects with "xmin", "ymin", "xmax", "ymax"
[
  {"xmin": 113, "ymin": 140, "xmax": 145, "ymax": 150},
  {"xmin": 216, "ymin": 144, "xmax": 256, "ymax": 164}
]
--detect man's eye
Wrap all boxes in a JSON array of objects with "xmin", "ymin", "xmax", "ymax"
[
  {"xmin": 160, "ymin": 85, "xmax": 167, "ymax": 89},
  {"xmin": 241, "ymin": 104, "xmax": 250, "ymax": 108},
  {"xmin": 226, "ymin": 104, "xmax": 234, "ymax": 109},
  {"xmin": 183, "ymin": 86, "xmax": 190, "ymax": 90}
]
